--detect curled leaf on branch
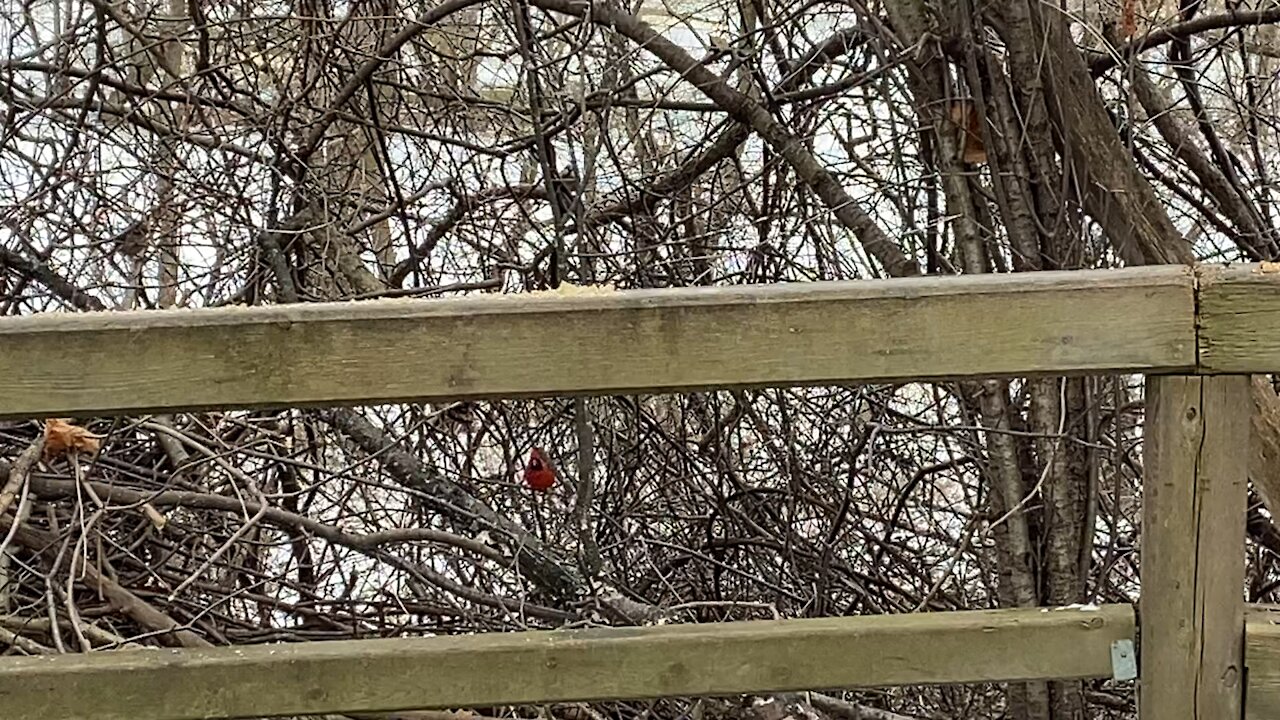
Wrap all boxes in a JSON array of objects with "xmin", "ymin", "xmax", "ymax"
[
  {"xmin": 1121, "ymin": 0, "xmax": 1138, "ymax": 38},
  {"xmin": 947, "ymin": 100, "xmax": 987, "ymax": 165},
  {"xmin": 42, "ymin": 418, "xmax": 104, "ymax": 459}
]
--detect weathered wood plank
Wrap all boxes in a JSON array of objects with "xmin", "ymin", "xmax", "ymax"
[
  {"xmin": 1246, "ymin": 608, "xmax": 1280, "ymax": 719},
  {"xmin": 1140, "ymin": 376, "xmax": 1249, "ymax": 720},
  {"xmin": 0, "ymin": 605, "xmax": 1133, "ymax": 720},
  {"xmin": 1200, "ymin": 264, "xmax": 1280, "ymax": 373},
  {"xmin": 0, "ymin": 266, "xmax": 1194, "ymax": 419}
]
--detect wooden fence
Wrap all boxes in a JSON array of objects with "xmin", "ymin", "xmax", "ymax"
[{"xmin": 1, "ymin": 262, "xmax": 1278, "ymax": 719}]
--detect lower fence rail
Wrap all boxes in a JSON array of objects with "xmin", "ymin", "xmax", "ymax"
[{"xmin": 0, "ymin": 604, "xmax": 1133, "ymax": 720}]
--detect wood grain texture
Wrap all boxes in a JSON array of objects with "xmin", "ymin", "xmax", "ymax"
[
  {"xmin": 1247, "ymin": 609, "xmax": 1280, "ymax": 719},
  {"xmin": 1200, "ymin": 264, "xmax": 1280, "ymax": 373},
  {"xmin": 0, "ymin": 266, "xmax": 1194, "ymax": 419},
  {"xmin": 0, "ymin": 605, "xmax": 1133, "ymax": 720},
  {"xmin": 1140, "ymin": 376, "xmax": 1249, "ymax": 720}
]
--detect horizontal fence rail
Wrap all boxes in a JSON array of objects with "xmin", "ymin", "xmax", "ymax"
[
  {"xmin": 0, "ymin": 605, "xmax": 1134, "ymax": 720},
  {"xmin": 1, "ymin": 264, "xmax": 1229, "ymax": 419},
  {"xmin": 1200, "ymin": 266, "xmax": 1280, "ymax": 373}
]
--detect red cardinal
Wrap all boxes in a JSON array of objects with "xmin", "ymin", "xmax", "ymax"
[{"xmin": 523, "ymin": 447, "xmax": 557, "ymax": 492}]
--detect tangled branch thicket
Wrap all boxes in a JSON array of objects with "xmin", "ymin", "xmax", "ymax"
[{"xmin": 2, "ymin": 0, "xmax": 1280, "ymax": 717}]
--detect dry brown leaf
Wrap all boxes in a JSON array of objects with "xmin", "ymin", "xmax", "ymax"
[
  {"xmin": 43, "ymin": 418, "xmax": 104, "ymax": 459},
  {"xmin": 947, "ymin": 100, "xmax": 987, "ymax": 165},
  {"xmin": 1258, "ymin": 261, "xmax": 1280, "ymax": 274},
  {"xmin": 1120, "ymin": 0, "xmax": 1138, "ymax": 39}
]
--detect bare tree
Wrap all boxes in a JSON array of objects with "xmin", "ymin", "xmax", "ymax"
[{"xmin": 4, "ymin": 0, "xmax": 1280, "ymax": 718}]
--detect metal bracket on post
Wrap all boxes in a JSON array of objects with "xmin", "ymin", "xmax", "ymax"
[{"xmin": 1111, "ymin": 639, "xmax": 1137, "ymax": 681}]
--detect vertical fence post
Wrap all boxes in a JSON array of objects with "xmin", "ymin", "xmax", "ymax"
[{"xmin": 1141, "ymin": 375, "xmax": 1249, "ymax": 719}]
